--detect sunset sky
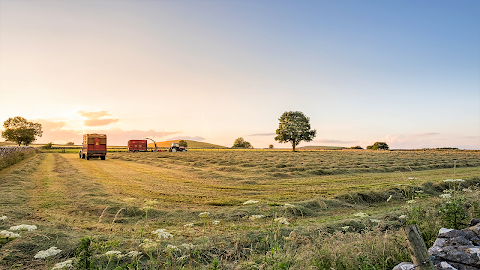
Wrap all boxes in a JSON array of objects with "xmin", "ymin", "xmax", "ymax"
[{"xmin": 1, "ymin": 1, "xmax": 479, "ymax": 149}]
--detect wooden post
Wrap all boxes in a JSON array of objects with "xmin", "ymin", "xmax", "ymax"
[{"xmin": 403, "ymin": 225, "xmax": 435, "ymax": 270}]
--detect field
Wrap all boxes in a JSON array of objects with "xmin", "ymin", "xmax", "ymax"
[{"xmin": 1, "ymin": 150, "xmax": 479, "ymax": 269}]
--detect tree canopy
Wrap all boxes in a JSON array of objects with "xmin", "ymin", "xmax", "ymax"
[
  {"xmin": 274, "ymin": 111, "xmax": 316, "ymax": 151},
  {"xmin": 232, "ymin": 137, "xmax": 253, "ymax": 148},
  {"xmin": 178, "ymin": 140, "xmax": 188, "ymax": 147},
  {"xmin": 2, "ymin": 117, "xmax": 43, "ymax": 146},
  {"xmin": 367, "ymin": 142, "xmax": 389, "ymax": 150}
]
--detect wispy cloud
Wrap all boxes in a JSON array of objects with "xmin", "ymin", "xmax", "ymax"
[
  {"xmin": 413, "ymin": 132, "xmax": 440, "ymax": 136},
  {"xmin": 166, "ymin": 136, "xmax": 206, "ymax": 141},
  {"xmin": 248, "ymin": 133, "xmax": 276, "ymax": 136},
  {"xmin": 78, "ymin": 110, "xmax": 119, "ymax": 127},
  {"xmin": 312, "ymin": 139, "xmax": 358, "ymax": 144}
]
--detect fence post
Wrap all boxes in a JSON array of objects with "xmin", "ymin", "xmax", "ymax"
[{"xmin": 403, "ymin": 225, "xmax": 435, "ymax": 270}]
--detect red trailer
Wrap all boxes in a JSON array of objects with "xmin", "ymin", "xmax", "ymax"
[
  {"xmin": 128, "ymin": 140, "xmax": 148, "ymax": 152},
  {"xmin": 79, "ymin": 134, "xmax": 107, "ymax": 160}
]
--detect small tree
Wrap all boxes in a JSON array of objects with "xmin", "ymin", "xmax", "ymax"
[
  {"xmin": 179, "ymin": 140, "xmax": 188, "ymax": 147},
  {"xmin": 274, "ymin": 111, "xmax": 316, "ymax": 152},
  {"xmin": 350, "ymin": 146, "xmax": 363, "ymax": 149},
  {"xmin": 367, "ymin": 142, "xmax": 389, "ymax": 150},
  {"xmin": 268, "ymin": 144, "xmax": 274, "ymax": 149},
  {"xmin": 2, "ymin": 117, "xmax": 43, "ymax": 146},
  {"xmin": 232, "ymin": 137, "xmax": 253, "ymax": 148}
]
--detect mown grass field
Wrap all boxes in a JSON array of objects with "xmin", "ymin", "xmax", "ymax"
[{"xmin": 0, "ymin": 150, "xmax": 479, "ymax": 269}]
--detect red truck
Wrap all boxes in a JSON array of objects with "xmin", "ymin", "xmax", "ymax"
[
  {"xmin": 128, "ymin": 140, "xmax": 148, "ymax": 152},
  {"xmin": 79, "ymin": 134, "xmax": 107, "ymax": 160}
]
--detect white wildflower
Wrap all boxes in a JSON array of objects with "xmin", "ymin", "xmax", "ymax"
[
  {"xmin": 34, "ymin": 246, "xmax": 61, "ymax": 259},
  {"xmin": 440, "ymin": 193, "xmax": 452, "ymax": 199},
  {"xmin": 387, "ymin": 195, "xmax": 393, "ymax": 202},
  {"xmin": 127, "ymin": 250, "xmax": 141, "ymax": 257},
  {"xmin": 415, "ymin": 190, "xmax": 424, "ymax": 193},
  {"xmin": 0, "ymin": 216, "xmax": 7, "ymax": 221},
  {"xmin": 242, "ymin": 200, "xmax": 259, "ymax": 205},
  {"xmin": 152, "ymin": 229, "xmax": 173, "ymax": 239},
  {"xmin": 212, "ymin": 220, "xmax": 220, "ymax": 225},
  {"xmin": 406, "ymin": 199, "xmax": 416, "ymax": 204},
  {"xmin": 198, "ymin": 212, "xmax": 210, "ymax": 218},
  {"xmin": 0, "ymin": 230, "xmax": 20, "ymax": 238},
  {"xmin": 462, "ymin": 188, "xmax": 473, "ymax": 192},
  {"xmin": 105, "ymin": 250, "xmax": 122, "ymax": 256},
  {"xmin": 249, "ymin": 215, "xmax": 265, "ymax": 220},
  {"xmin": 274, "ymin": 217, "xmax": 290, "ymax": 225},
  {"xmin": 399, "ymin": 215, "xmax": 408, "ymax": 219},
  {"xmin": 165, "ymin": 244, "xmax": 180, "ymax": 252},
  {"xmin": 408, "ymin": 177, "xmax": 417, "ymax": 180},
  {"xmin": 184, "ymin": 223, "xmax": 194, "ymax": 227},
  {"xmin": 370, "ymin": 219, "xmax": 380, "ymax": 223},
  {"xmin": 139, "ymin": 239, "xmax": 159, "ymax": 249},
  {"xmin": 181, "ymin": 243, "xmax": 194, "ymax": 250},
  {"xmin": 51, "ymin": 259, "xmax": 73, "ymax": 270},
  {"xmin": 341, "ymin": 226, "xmax": 350, "ymax": 230},
  {"xmin": 454, "ymin": 179, "xmax": 465, "ymax": 182},
  {"xmin": 283, "ymin": 203, "xmax": 296, "ymax": 208},
  {"xmin": 354, "ymin": 212, "xmax": 368, "ymax": 218},
  {"xmin": 443, "ymin": 179, "xmax": 464, "ymax": 182},
  {"xmin": 10, "ymin": 224, "xmax": 37, "ymax": 231}
]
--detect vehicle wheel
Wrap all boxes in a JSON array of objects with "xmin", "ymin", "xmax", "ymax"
[
  {"xmin": 171, "ymin": 148, "xmax": 177, "ymax": 152},
  {"xmin": 86, "ymin": 156, "xmax": 90, "ymax": 160},
  {"xmin": 101, "ymin": 156, "xmax": 105, "ymax": 160}
]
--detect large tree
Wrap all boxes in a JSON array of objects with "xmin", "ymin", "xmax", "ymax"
[
  {"xmin": 275, "ymin": 111, "xmax": 316, "ymax": 152},
  {"xmin": 367, "ymin": 142, "xmax": 389, "ymax": 150},
  {"xmin": 232, "ymin": 137, "xmax": 252, "ymax": 148},
  {"xmin": 2, "ymin": 117, "xmax": 43, "ymax": 146},
  {"xmin": 178, "ymin": 140, "xmax": 188, "ymax": 147}
]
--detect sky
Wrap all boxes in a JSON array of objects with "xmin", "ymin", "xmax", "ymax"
[{"xmin": 0, "ymin": 0, "xmax": 479, "ymax": 149}]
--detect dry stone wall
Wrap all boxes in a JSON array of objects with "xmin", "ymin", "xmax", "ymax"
[{"xmin": 0, "ymin": 146, "xmax": 35, "ymax": 158}]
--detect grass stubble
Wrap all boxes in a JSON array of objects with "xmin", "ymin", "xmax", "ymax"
[{"xmin": 0, "ymin": 150, "xmax": 479, "ymax": 269}]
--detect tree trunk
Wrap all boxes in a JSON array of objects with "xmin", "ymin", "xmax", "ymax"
[{"xmin": 292, "ymin": 142, "xmax": 296, "ymax": 152}]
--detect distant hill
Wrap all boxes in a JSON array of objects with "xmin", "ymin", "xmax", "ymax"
[
  {"xmin": 297, "ymin": 145, "xmax": 345, "ymax": 150},
  {"xmin": 147, "ymin": 140, "xmax": 227, "ymax": 149}
]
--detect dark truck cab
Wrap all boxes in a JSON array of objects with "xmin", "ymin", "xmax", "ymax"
[{"xmin": 79, "ymin": 134, "xmax": 107, "ymax": 160}]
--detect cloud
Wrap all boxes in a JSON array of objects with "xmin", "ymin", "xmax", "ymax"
[
  {"xmin": 84, "ymin": 119, "xmax": 120, "ymax": 127},
  {"xmin": 78, "ymin": 110, "xmax": 111, "ymax": 119},
  {"xmin": 248, "ymin": 133, "xmax": 276, "ymax": 136},
  {"xmin": 166, "ymin": 136, "xmax": 206, "ymax": 141},
  {"xmin": 312, "ymin": 139, "xmax": 358, "ymax": 144},
  {"xmin": 34, "ymin": 119, "xmax": 66, "ymax": 131},
  {"xmin": 78, "ymin": 110, "xmax": 119, "ymax": 127},
  {"xmin": 413, "ymin": 132, "xmax": 440, "ymax": 136}
]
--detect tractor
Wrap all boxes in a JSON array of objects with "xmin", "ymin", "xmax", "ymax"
[{"xmin": 169, "ymin": 142, "xmax": 186, "ymax": 152}]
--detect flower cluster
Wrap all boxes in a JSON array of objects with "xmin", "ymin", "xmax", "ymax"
[
  {"xmin": 399, "ymin": 215, "xmax": 408, "ymax": 219},
  {"xmin": 10, "ymin": 224, "xmax": 37, "ymax": 231},
  {"xmin": 370, "ymin": 219, "xmax": 380, "ymax": 223},
  {"xmin": 165, "ymin": 244, "xmax": 180, "ymax": 252},
  {"xmin": 443, "ymin": 179, "xmax": 465, "ymax": 182},
  {"xmin": 341, "ymin": 226, "xmax": 350, "ymax": 230},
  {"xmin": 127, "ymin": 250, "xmax": 141, "ymax": 257},
  {"xmin": 242, "ymin": 200, "xmax": 259, "ymax": 205},
  {"xmin": 0, "ymin": 216, "xmax": 7, "ymax": 221},
  {"xmin": 274, "ymin": 217, "xmax": 290, "ymax": 225},
  {"xmin": 105, "ymin": 250, "xmax": 122, "ymax": 257},
  {"xmin": 406, "ymin": 199, "xmax": 416, "ymax": 204},
  {"xmin": 139, "ymin": 239, "xmax": 159, "ymax": 249},
  {"xmin": 34, "ymin": 246, "xmax": 62, "ymax": 259},
  {"xmin": 181, "ymin": 243, "xmax": 194, "ymax": 250},
  {"xmin": 198, "ymin": 212, "xmax": 210, "ymax": 218},
  {"xmin": 184, "ymin": 223, "xmax": 194, "ymax": 227},
  {"xmin": 249, "ymin": 215, "xmax": 265, "ymax": 220},
  {"xmin": 439, "ymin": 193, "xmax": 452, "ymax": 199},
  {"xmin": 0, "ymin": 230, "xmax": 20, "ymax": 238},
  {"xmin": 408, "ymin": 177, "xmax": 417, "ymax": 180},
  {"xmin": 212, "ymin": 220, "xmax": 220, "ymax": 225},
  {"xmin": 353, "ymin": 212, "xmax": 368, "ymax": 218},
  {"xmin": 152, "ymin": 229, "xmax": 173, "ymax": 239},
  {"xmin": 283, "ymin": 203, "xmax": 295, "ymax": 208},
  {"xmin": 51, "ymin": 259, "xmax": 73, "ymax": 270}
]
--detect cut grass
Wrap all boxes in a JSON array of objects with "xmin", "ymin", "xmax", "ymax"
[{"xmin": 0, "ymin": 150, "xmax": 479, "ymax": 268}]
